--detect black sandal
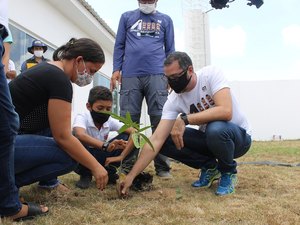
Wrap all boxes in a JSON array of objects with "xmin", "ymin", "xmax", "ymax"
[{"xmin": 14, "ymin": 202, "xmax": 49, "ymax": 222}]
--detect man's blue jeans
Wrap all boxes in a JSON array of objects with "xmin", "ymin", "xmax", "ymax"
[
  {"xmin": 160, "ymin": 121, "xmax": 252, "ymax": 174},
  {"xmin": 14, "ymin": 135, "xmax": 77, "ymax": 188},
  {"xmin": 120, "ymin": 75, "xmax": 171, "ymax": 173},
  {"xmin": 0, "ymin": 33, "xmax": 21, "ymax": 216}
]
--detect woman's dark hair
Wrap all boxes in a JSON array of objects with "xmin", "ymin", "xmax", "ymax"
[
  {"xmin": 53, "ymin": 38, "xmax": 105, "ymax": 64},
  {"xmin": 88, "ymin": 86, "xmax": 112, "ymax": 105},
  {"xmin": 164, "ymin": 51, "xmax": 193, "ymax": 70}
]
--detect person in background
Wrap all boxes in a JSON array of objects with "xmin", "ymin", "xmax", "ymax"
[
  {"xmin": 0, "ymin": 0, "xmax": 48, "ymax": 221},
  {"xmin": 2, "ymin": 29, "xmax": 12, "ymax": 74},
  {"xmin": 2, "ymin": 30, "xmax": 16, "ymax": 83},
  {"xmin": 20, "ymin": 39, "xmax": 49, "ymax": 73},
  {"xmin": 111, "ymin": 0, "xmax": 175, "ymax": 178},
  {"xmin": 9, "ymin": 38, "xmax": 108, "ymax": 197},
  {"xmin": 119, "ymin": 51, "xmax": 252, "ymax": 197},
  {"xmin": 6, "ymin": 58, "xmax": 16, "ymax": 82},
  {"xmin": 73, "ymin": 86, "xmax": 136, "ymax": 189}
]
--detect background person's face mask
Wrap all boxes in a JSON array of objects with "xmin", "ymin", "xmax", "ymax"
[
  {"xmin": 75, "ymin": 61, "xmax": 93, "ymax": 87},
  {"xmin": 139, "ymin": 3, "xmax": 156, "ymax": 14},
  {"xmin": 34, "ymin": 50, "xmax": 43, "ymax": 58}
]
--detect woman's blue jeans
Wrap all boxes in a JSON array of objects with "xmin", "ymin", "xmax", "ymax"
[
  {"xmin": 14, "ymin": 135, "xmax": 77, "ymax": 188},
  {"xmin": 0, "ymin": 33, "xmax": 21, "ymax": 216},
  {"xmin": 160, "ymin": 121, "xmax": 252, "ymax": 174}
]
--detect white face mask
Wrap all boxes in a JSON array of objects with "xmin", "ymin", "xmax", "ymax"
[
  {"xmin": 34, "ymin": 50, "xmax": 43, "ymax": 58},
  {"xmin": 75, "ymin": 61, "xmax": 93, "ymax": 87},
  {"xmin": 139, "ymin": 3, "xmax": 156, "ymax": 14}
]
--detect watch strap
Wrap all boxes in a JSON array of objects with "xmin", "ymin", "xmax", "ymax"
[
  {"xmin": 102, "ymin": 141, "xmax": 109, "ymax": 151},
  {"xmin": 180, "ymin": 113, "xmax": 189, "ymax": 125}
]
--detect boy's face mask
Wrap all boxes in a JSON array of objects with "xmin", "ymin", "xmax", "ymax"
[{"xmin": 90, "ymin": 110, "xmax": 110, "ymax": 124}]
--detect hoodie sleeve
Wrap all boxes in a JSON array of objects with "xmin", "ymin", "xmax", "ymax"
[
  {"xmin": 113, "ymin": 13, "xmax": 127, "ymax": 73},
  {"xmin": 164, "ymin": 15, "xmax": 175, "ymax": 57}
]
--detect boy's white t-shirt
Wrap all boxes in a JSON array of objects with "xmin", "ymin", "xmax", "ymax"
[
  {"xmin": 162, "ymin": 66, "xmax": 251, "ymax": 135},
  {"xmin": 73, "ymin": 110, "xmax": 124, "ymax": 141}
]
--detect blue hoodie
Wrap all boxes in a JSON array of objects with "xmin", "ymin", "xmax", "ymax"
[{"xmin": 113, "ymin": 9, "xmax": 175, "ymax": 77}]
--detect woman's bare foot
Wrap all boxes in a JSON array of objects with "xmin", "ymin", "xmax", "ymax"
[
  {"xmin": 55, "ymin": 183, "xmax": 70, "ymax": 192},
  {"xmin": 38, "ymin": 183, "xmax": 70, "ymax": 193}
]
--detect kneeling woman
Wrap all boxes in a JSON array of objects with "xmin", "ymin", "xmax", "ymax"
[{"xmin": 9, "ymin": 38, "xmax": 109, "ymax": 192}]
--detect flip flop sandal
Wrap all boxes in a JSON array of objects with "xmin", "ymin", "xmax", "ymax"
[{"xmin": 14, "ymin": 202, "xmax": 49, "ymax": 222}]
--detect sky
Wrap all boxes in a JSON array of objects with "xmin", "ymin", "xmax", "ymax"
[{"xmin": 86, "ymin": 0, "xmax": 300, "ymax": 81}]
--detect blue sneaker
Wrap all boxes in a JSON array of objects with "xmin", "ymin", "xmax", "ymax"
[
  {"xmin": 192, "ymin": 167, "xmax": 221, "ymax": 188},
  {"xmin": 215, "ymin": 173, "xmax": 238, "ymax": 196}
]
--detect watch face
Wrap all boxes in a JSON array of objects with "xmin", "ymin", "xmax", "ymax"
[{"xmin": 181, "ymin": 114, "xmax": 189, "ymax": 125}]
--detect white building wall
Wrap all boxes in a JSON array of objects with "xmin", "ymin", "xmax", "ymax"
[
  {"xmin": 230, "ymin": 80, "xmax": 300, "ymax": 141},
  {"xmin": 8, "ymin": 0, "xmax": 115, "ymax": 119}
]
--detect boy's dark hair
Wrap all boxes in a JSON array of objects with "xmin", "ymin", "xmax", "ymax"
[
  {"xmin": 88, "ymin": 86, "xmax": 112, "ymax": 105},
  {"xmin": 53, "ymin": 38, "xmax": 105, "ymax": 64},
  {"xmin": 164, "ymin": 51, "xmax": 193, "ymax": 70}
]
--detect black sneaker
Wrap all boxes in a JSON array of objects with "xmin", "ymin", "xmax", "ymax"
[
  {"xmin": 75, "ymin": 175, "xmax": 92, "ymax": 189},
  {"xmin": 132, "ymin": 172, "xmax": 153, "ymax": 191}
]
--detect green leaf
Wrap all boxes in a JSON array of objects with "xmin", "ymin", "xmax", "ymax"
[
  {"xmin": 132, "ymin": 132, "xmax": 141, "ymax": 148},
  {"xmin": 140, "ymin": 133, "xmax": 154, "ymax": 151},
  {"xmin": 101, "ymin": 111, "xmax": 154, "ymax": 151},
  {"xmin": 102, "ymin": 111, "xmax": 125, "ymax": 122},
  {"xmin": 176, "ymin": 187, "xmax": 183, "ymax": 200},
  {"xmin": 125, "ymin": 111, "xmax": 133, "ymax": 123},
  {"xmin": 138, "ymin": 125, "xmax": 153, "ymax": 133},
  {"xmin": 139, "ymin": 134, "xmax": 146, "ymax": 147},
  {"xmin": 118, "ymin": 124, "xmax": 129, "ymax": 134}
]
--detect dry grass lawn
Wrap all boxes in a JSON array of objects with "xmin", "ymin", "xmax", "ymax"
[{"xmin": 1, "ymin": 140, "xmax": 300, "ymax": 225}]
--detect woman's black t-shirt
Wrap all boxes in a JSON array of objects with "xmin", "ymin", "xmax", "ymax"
[{"xmin": 9, "ymin": 62, "xmax": 73, "ymax": 134}]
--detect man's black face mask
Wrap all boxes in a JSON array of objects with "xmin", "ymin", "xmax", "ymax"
[{"xmin": 167, "ymin": 69, "xmax": 192, "ymax": 93}]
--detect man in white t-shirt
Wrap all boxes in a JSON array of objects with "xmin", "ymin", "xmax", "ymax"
[
  {"xmin": 73, "ymin": 86, "xmax": 136, "ymax": 189},
  {"xmin": 119, "ymin": 51, "xmax": 252, "ymax": 196}
]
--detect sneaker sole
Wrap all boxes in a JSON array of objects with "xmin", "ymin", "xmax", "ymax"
[
  {"xmin": 192, "ymin": 178, "xmax": 219, "ymax": 188},
  {"xmin": 192, "ymin": 173, "xmax": 221, "ymax": 188}
]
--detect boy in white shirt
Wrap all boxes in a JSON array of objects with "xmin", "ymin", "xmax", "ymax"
[{"xmin": 73, "ymin": 86, "xmax": 136, "ymax": 189}]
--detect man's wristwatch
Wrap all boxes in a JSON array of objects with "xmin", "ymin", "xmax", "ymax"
[
  {"xmin": 180, "ymin": 113, "xmax": 189, "ymax": 125},
  {"xmin": 102, "ymin": 141, "xmax": 110, "ymax": 151}
]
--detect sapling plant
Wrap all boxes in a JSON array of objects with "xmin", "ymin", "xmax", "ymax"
[
  {"xmin": 104, "ymin": 111, "xmax": 155, "ymax": 197},
  {"xmin": 105, "ymin": 111, "xmax": 154, "ymax": 150}
]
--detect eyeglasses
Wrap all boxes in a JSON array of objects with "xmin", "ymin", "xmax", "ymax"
[{"xmin": 165, "ymin": 69, "xmax": 188, "ymax": 82}]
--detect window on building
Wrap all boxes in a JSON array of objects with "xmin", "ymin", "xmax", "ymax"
[
  {"xmin": 93, "ymin": 73, "xmax": 119, "ymax": 115},
  {"xmin": 9, "ymin": 24, "xmax": 54, "ymax": 74}
]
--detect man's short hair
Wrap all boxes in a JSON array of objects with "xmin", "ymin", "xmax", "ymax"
[
  {"xmin": 88, "ymin": 86, "xmax": 112, "ymax": 105},
  {"xmin": 164, "ymin": 51, "xmax": 193, "ymax": 70}
]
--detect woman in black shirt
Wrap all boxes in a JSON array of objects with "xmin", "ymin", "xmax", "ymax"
[{"xmin": 9, "ymin": 38, "xmax": 108, "ymax": 212}]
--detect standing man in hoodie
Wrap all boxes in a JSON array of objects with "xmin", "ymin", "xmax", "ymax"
[{"xmin": 111, "ymin": 0, "xmax": 175, "ymax": 178}]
